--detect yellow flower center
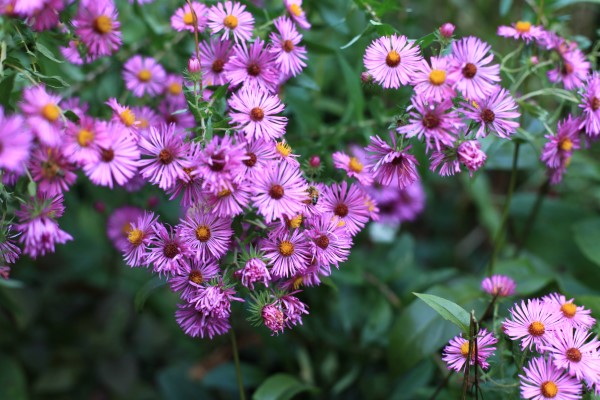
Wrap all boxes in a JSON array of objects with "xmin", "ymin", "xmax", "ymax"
[
  {"xmin": 385, "ymin": 50, "xmax": 401, "ymax": 67},
  {"xmin": 289, "ymin": 3, "xmax": 302, "ymax": 16},
  {"xmin": 515, "ymin": 21, "xmax": 532, "ymax": 33},
  {"xmin": 276, "ymin": 141, "xmax": 292, "ymax": 157},
  {"xmin": 137, "ymin": 69, "xmax": 152, "ymax": 82},
  {"xmin": 279, "ymin": 240, "xmax": 294, "ymax": 256},
  {"xmin": 292, "ymin": 276, "xmax": 303, "ymax": 290},
  {"xmin": 138, "ymin": 118, "xmax": 149, "ymax": 129},
  {"xmin": 183, "ymin": 12, "xmax": 194, "ymax": 25},
  {"xmin": 348, "ymin": 157, "xmax": 363, "ymax": 173},
  {"xmin": 120, "ymin": 109, "xmax": 136, "ymax": 127},
  {"xmin": 540, "ymin": 381, "xmax": 558, "ymax": 398},
  {"xmin": 429, "ymin": 69, "xmax": 447, "ymax": 86},
  {"xmin": 561, "ymin": 302, "xmax": 577, "ymax": 318},
  {"xmin": 195, "ymin": 225, "xmax": 211, "ymax": 242},
  {"xmin": 288, "ymin": 215, "xmax": 303, "ymax": 229},
  {"xmin": 559, "ymin": 138, "xmax": 573, "ymax": 152},
  {"xmin": 127, "ymin": 229, "xmax": 144, "ymax": 246},
  {"xmin": 77, "ymin": 129, "xmax": 94, "ymax": 147},
  {"xmin": 217, "ymin": 188, "xmax": 232, "ymax": 198},
  {"xmin": 223, "ymin": 15, "xmax": 238, "ymax": 29},
  {"xmin": 42, "ymin": 103, "xmax": 60, "ymax": 122},
  {"xmin": 460, "ymin": 341, "xmax": 470, "ymax": 357},
  {"xmin": 93, "ymin": 15, "xmax": 113, "ymax": 34},
  {"xmin": 168, "ymin": 82, "xmax": 182, "ymax": 95}
]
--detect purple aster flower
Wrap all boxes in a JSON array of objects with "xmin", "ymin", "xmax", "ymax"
[
  {"xmin": 238, "ymin": 137, "xmax": 277, "ymax": 180},
  {"xmin": 448, "ymin": 37, "xmax": 500, "ymax": 100},
  {"xmin": 235, "ymin": 257, "xmax": 271, "ymax": 290},
  {"xmin": 206, "ymin": 181, "xmax": 252, "ymax": 218},
  {"xmin": 64, "ymin": 117, "xmax": 110, "ymax": 166},
  {"xmin": 305, "ymin": 214, "xmax": 352, "ymax": 269},
  {"xmin": 497, "ymin": 21, "xmax": 545, "ymax": 43},
  {"xmin": 207, "ymin": 1, "xmax": 254, "ymax": 43},
  {"xmin": 132, "ymin": 106, "xmax": 161, "ymax": 136},
  {"xmin": 284, "ymin": 0, "xmax": 311, "ymax": 30},
  {"xmin": 398, "ymin": 97, "xmax": 464, "ymax": 151},
  {"xmin": 199, "ymin": 38, "xmax": 232, "ymax": 86},
  {"xmin": 0, "ymin": 107, "xmax": 32, "ymax": 173},
  {"xmin": 364, "ymin": 181, "xmax": 425, "ymax": 225},
  {"xmin": 15, "ymin": 194, "xmax": 73, "ymax": 259},
  {"xmin": 457, "ymin": 140, "xmax": 486, "ymax": 176},
  {"xmin": 442, "ymin": 328, "xmax": 498, "ymax": 372},
  {"xmin": 412, "ymin": 56, "xmax": 456, "ymax": 102},
  {"xmin": 263, "ymin": 229, "xmax": 310, "ymax": 278},
  {"xmin": 579, "ymin": 72, "xmax": 600, "ymax": 137},
  {"xmin": 520, "ymin": 356, "xmax": 582, "ymax": 400},
  {"xmin": 175, "ymin": 302, "xmax": 230, "ymax": 339},
  {"xmin": 274, "ymin": 139, "xmax": 300, "ymax": 167},
  {"xmin": 542, "ymin": 293, "xmax": 596, "ymax": 330},
  {"xmin": 503, "ymin": 298, "xmax": 563, "ymax": 351},
  {"xmin": 105, "ymin": 98, "xmax": 139, "ymax": 136},
  {"xmin": 252, "ymin": 161, "xmax": 307, "ymax": 222},
  {"xmin": 170, "ymin": 2, "xmax": 207, "ymax": 33},
  {"xmin": 481, "ymin": 275, "xmax": 516, "ymax": 297},
  {"xmin": 122, "ymin": 211, "xmax": 157, "ymax": 268},
  {"xmin": 27, "ymin": 0, "xmax": 63, "ymax": 32},
  {"xmin": 60, "ymin": 40, "xmax": 85, "ymax": 65},
  {"xmin": 225, "ymin": 38, "xmax": 279, "ymax": 93},
  {"xmin": 192, "ymin": 283, "xmax": 243, "ymax": 320},
  {"xmin": 429, "ymin": 147, "xmax": 461, "ymax": 176},
  {"xmin": 464, "ymin": 88, "xmax": 520, "ymax": 138},
  {"xmin": 30, "ymin": 147, "xmax": 77, "ymax": 196},
  {"xmin": 262, "ymin": 302, "xmax": 285, "ymax": 334},
  {"xmin": 541, "ymin": 116, "xmax": 581, "ymax": 171},
  {"xmin": 320, "ymin": 182, "xmax": 370, "ymax": 236},
  {"xmin": 20, "ymin": 85, "xmax": 63, "ymax": 147},
  {"xmin": 332, "ymin": 150, "xmax": 373, "ymax": 186},
  {"xmin": 177, "ymin": 208, "xmax": 232, "ymax": 262},
  {"xmin": 73, "ymin": 0, "xmax": 122, "ymax": 58},
  {"xmin": 543, "ymin": 327, "xmax": 600, "ymax": 382},
  {"xmin": 146, "ymin": 223, "xmax": 191, "ymax": 276},
  {"xmin": 12, "ymin": 0, "xmax": 45, "ymax": 15},
  {"xmin": 123, "ymin": 56, "xmax": 166, "ymax": 98},
  {"xmin": 229, "ymin": 86, "xmax": 287, "ymax": 141},
  {"xmin": 363, "ymin": 34, "xmax": 423, "ymax": 89},
  {"xmin": 365, "ymin": 134, "xmax": 419, "ymax": 189},
  {"xmin": 158, "ymin": 97, "xmax": 196, "ymax": 131},
  {"xmin": 280, "ymin": 292, "xmax": 309, "ymax": 329},
  {"xmin": 193, "ymin": 135, "xmax": 246, "ymax": 194},
  {"xmin": 0, "ymin": 225, "xmax": 21, "ymax": 265},
  {"xmin": 548, "ymin": 43, "xmax": 590, "ymax": 90},
  {"xmin": 83, "ymin": 123, "xmax": 140, "ymax": 189},
  {"xmin": 163, "ymin": 74, "xmax": 184, "ymax": 101},
  {"xmin": 138, "ymin": 124, "xmax": 189, "ymax": 190},
  {"xmin": 106, "ymin": 206, "xmax": 144, "ymax": 252},
  {"xmin": 169, "ymin": 258, "xmax": 220, "ymax": 301},
  {"xmin": 269, "ymin": 16, "xmax": 307, "ymax": 77}
]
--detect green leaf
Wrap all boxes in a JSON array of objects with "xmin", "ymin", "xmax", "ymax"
[
  {"xmin": 0, "ymin": 355, "xmax": 27, "ymax": 400},
  {"xmin": 27, "ymin": 180, "xmax": 37, "ymax": 197},
  {"xmin": 413, "ymin": 293, "xmax": 470, "ymax": 335},
  {"xmin": 336, "ymin": 52, "xmax": 364, "ymax": 122},
  {"xmin": 416, "ymin": 32, "xmax": 437, "ymax": 49},
  {"xmin": 134, "ymin": 276, "xmax": 166, "ymax": 312},
  {"xmin": 340, "ymin": 25, "xmax": 373, "ymax": 50},
  {"xmin": 573, "ymin": 218, "xmax": 600, "ymax": 267},
  {"xmin": 0, "ymin": 74, "xmax": 15, "ymax": 108},
  {"xmin": 63, "ymin": 110, "xmax": 80, "ymax": 123},
  {"xmin": 253, "ymin": 374, "xmax": 318, "ymax": 400},
  {"xmin": 35, "ymin": 43, "xmax": 64, "ymax": 63},
  {"xmin": 499, "ymin": 0, "xmax": 513, "ymax": 15}
]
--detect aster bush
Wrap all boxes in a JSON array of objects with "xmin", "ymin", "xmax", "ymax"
[{"xmin": 1, "ymin": 0, "xmax": 600, "ymax": 399}]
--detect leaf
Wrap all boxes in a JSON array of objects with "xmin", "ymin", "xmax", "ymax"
[
  {"xmin": 413, "ymin": 293, "xmax": 470, "ymax": 335},
  {"xmin": 27, "ymin": 180, "xmax": 37, "ymax": 197},
  {"xmin": 336, "ymin": 52, "xmax": 364, "ymax": 122},
  {"xmin": 0, "ymin": 73, "xmax": 15, "ymax": 108},
  {"xmin": 499, "ymin": 0, "xmax": 513, "ymax": 15},
  {"xmin": 63, "ymin": 110, "xmax": 80, "ymax": 123},
  {"xmin": 573, "ymin": 218, "xmax": 600, "ymax": 267},
  {"xmin": 134, "ymin": 276, "xmax": 166, "ymax": 312},
  {"xmin": 252, "ymin": 374, "xmax": 318, "ymax": 400},
  {"xmin": 416, "ymin": 32, "xmax": 436, "ymax": 49},
  {"xmin": 35, "ymin": 43, "xmax": 64, "ymax": 63},
  {"xmin": 340, "ymin": 25, "xmax": 373, "ymax": 50},
  {"xmin": 549, "ymin": 0, "xmax": 600, "ymax": 10},
  {"xmin": 0, "ymin": 355, "xmax": 27, "ymax": 400}
]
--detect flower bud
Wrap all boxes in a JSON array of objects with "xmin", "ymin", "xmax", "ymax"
[
  {"xmin": 187, "ymin": 57, "xmax": 201, "ymax": 81},
  {"xmin": 262, "ymin": 303, "xmax": 284, "ymax": 334},
  {"xmin": 457, "ymin": 140, "xmax": 486, "ymax": 175},
  {"xmin": 309, "ymin": 155, "xmax": 321, "ymax": 168},
  {"xmin": 439, "ymin": 23, "xmax": 455, "ymax": 38}
]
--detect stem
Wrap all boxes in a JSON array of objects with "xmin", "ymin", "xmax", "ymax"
[
  {"xmin": 488, "ymin": 142, "xmax": 520, "ymax": 276},
  {"xmin": 515, "ymin": 179, "xmax": 550, "ymax": 256},
  {"xmin": 230, "ymin": 329, "xmax": 246, "ymax": 400}
]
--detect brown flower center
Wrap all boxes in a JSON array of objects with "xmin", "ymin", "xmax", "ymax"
[
  {"xmin": 278, "ymin": 240, "xmax": 294, "ymax": 256},
  {"xmin": 462, "ymin": 63, "xmax": 477, "ymax": 79},
  {"xmin": 101, "ymin": 148, "xmax": 115, "ymax": 162},
  {"xmin": 209, "ymin": 154, "xmax": 225, "ymax": 171},
  {"xmin": 163, "ymin": 242, "xmax": 179, "ymax": 259},
  {"xmin": 189, "ymin": 270, "xmax": 203, "ymax": 285},
  {"xmin": 540, "ymin": 381, "xmax": 558, "ymax": 398},
  {"xmin": 334, "ymin": 203, "xmax": 349, "ymax": 217},
  {"xmin": 244, "ymin": 152, "xmax": 257, "ymax": 167},
  {"xmin": 159, "ymin": 149, "xmax": 174, "ymax": 164},
  {"xmin": 247, "ymin": 63, "xmax": 261, "ymax": 77},
  {"xmin": 528, "ymin": 321, "xmax": 545, "ymax": 337},
  {"xmin": 562, "ymin": 62, "xmax": 574, "ymax": 75},
  {"xmin": 385, "ymin": 50, "xmax": 401, "ymax": 67},
  {"xmin": 283, "ymin": 40, "xmax": 294, "ymax": 53},
  {"xmin": 566, "ymin": 347, "xmax": 582, "ymax": 363},
  {"xmin": 195, "ymin": 225, "xmax": 211, "ymax": 242},
  {"xmin": 591, "ymin": 97, "xmax": 600, "ymax": 111},
  {"xmin": 250, "ymin": 107, "xmax": 265, "ymax": 122},
  {"xmin": 422, "ymin": 113, "xmax": 440, "ymax": 129},
  {"xmin": 315, "ymin": 234, "xmax": 329, "ymax": 249},
  {"xmin": 41, "ymin": 160, "xmax": 59, "ymax": 179},
  {"xmin": 269, "ymin": 184, "xmax": 285, "ymax": 199},
  {"xmin": 482, "ymin": 109, "xmax": 495, "ymax": 124},
  {"xmin": 212, "ymin": 59, "xmax": 225, "ymax": 73},
  {"xmin": 93, "ymin": 15, "xmax": 113, "ymax": 34}
]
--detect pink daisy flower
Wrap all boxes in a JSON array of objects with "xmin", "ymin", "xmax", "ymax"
[
  {"xmin": 131, "ymin": 106, "xmax": 161, "ymax": 137},
  {"xmin": 105, "ymin": 98, "xmax": 139, "ymax": 139},
  {"xmin": 0, "ymin": 225, "xmax": 21, "ymax": 265},
  {"xmin": 464, "ymin": 87, "xmax": 520, "ymax": 139},
  {"xmin": 503, "ymin": 298, "xmax": 563, "ymax": 351},
  {"xmin": 448, "ymin": 37, "xmax": 500, "ymax": 100},
  {"xmin": 199, "ymin": 38, "xmax": 232, "ymax": 86},
  {"xmin": 177, "ymin": 208, "xmax": 233, "ymax": 262},
  {"xmin": 541, "ymin": 116, "xmax": 581, "ymax": 170},
  {"xmin": 123, "ymin": 56, "xmax": 166, "ymax": 98},
  {"xmin": 283, "ymin": 0, "xmax": 311, "ymax": 30},
  {"xmin": 548, "ymin": 43, "xmax": 590, "ymax": 90},
  {"xmin": 193, "ymin": 135, "xmax": 246, "ymax": 194},
  {"xmin": 320, "ymin": 182, "xmax": 370, "ymax": 236},
  {"xmin": 365, "ymin": 134, "xmax": 419, "ymax": 189},
  {"xmin": 261, "ymin": 302, "xmax": 285, "ymax": 334},
  {"xmin": 398, "ymin": 97, "xmax": 463, "ymax": 151},
  {"xmin": 263, "ymin": 229, "xmax": 311, "ymax": 278},
  {"xmin": 520, "ymin": 356, "xmax": 582, "ymax": 400},
  {"xmin": 170, "ymin": 2, "xmax": 207, "ymax": 33},
  {"xmin": 363, "ymin": 34, "xmax": 423, "ymax": 89},
  {"xmin": 481, "ymin": 274, "xmax": 516, "ymax": 297},
  {"xmin": 64, "ymin": 117, "xmax": 110, "ymax": 166},
  {"xmin": 235, "ymin": 257, "xmax": 271, "ymax": 290},
  {"xmin": 228, "ymin": 86, "xmax": 287, "ymax": 141},
  {"xmin": 27, "ymin": 0, "xmax": 64, "ymax": 32},
  {"xmin": 542, "ymin": 293, "xmax": 596, "ymax": 330},
  {"xmin": 83, "ymin": 123, "xmax": 140, "ymax": 189},
  {"xmin": 206, "ymin": 181, "xmax": 252, "ymax": 218},
  {"xmin": 0, "ymin": 107, "xmax": 32, "ymax": 173},
  {"xmin": 442, "ymin": 328, "xmax": 498, "ymax": 372},
  {"xmin": 579, "ymin": 72, "xmax": 600, "ymax": 137},
  {"xmin": 30, "ymin": 147, "xmax": 77, "ymax": 196},
  {"xmin": 280, "ymin": 292, "xmax": 309, "ymax": 329},
  {"xmin": 20, "ymin": 85, "xmax": 63, "ymax": 147},
  {"xmin": 12, "ymin": 0, "xmax": 45, "ymax": 15},
  {"xmin": 274, "ymin": 139, "xmax": 300, "ymax": 167},
  {"xmin": 146, "ymin": 223, "xmax": 191, "ymax": 276},
  {"xmin": 106, "ymin": 206, "xmax": 144, "ymax": 252},
  {"xmin": 192, "ymin": 283, "xmax": 243, "ymax": 320},
  {"xmin": 332, "ymin": 150, "xmax": 373, "ymax": 186},
  {"xmin": 225, "ymin": 38, "xmax": 279, "ymax": 93},
  {"xmin": 252, "ymin": 161, "xmax": 308, "ymax": 223},
  {"xmin": 412, "ymin": 56, "xmax": 456, "ymax": 102},
  {"xmin": 122, "ymin": 211, "xmax": 157, "ymax": 268},
  {"xmin": 269, "ymin": 16, "xmax": 307, "ymax": 77},
  {"xmin": 543, "ymin": 327, "xmax": 600, "ymax": 382},
  {"xmin": 497, "ymin": 21, "xmax": 545, "ymax": 43},
  {"xmin": 169, "ymin": 257, "xmax": 220, "ymax": 301},
  {"xmin": 138, "ymin": 124, "xmax": 189, "ymax": 190},
  {"xmin": 305, "ymin": 214, "xmax": 352, "ymax": 269},
  {"xmin": 457, "ymin": 140, "xmax": 487, "ymax": 176},
  {"xmin": 429, "ymin": 147, "xmax": 461, "ymax": 176},
  {"xmin": 59, "ymin": 40, "xmax": 85, "ymax": 65},
  {"xmin": 207, "ymin": 1, "xmax": 254, "ymax": 43},
  {"xmin": 175, "ymin": 303, "xmax": 230, "ymax": 339},
  {"xmin": 238, "ymin": 137, "xmax": 277, "ymax": 180},
  {"xmin": 73, "ymin": 0, "xmax": 122, "ymax": 58}
]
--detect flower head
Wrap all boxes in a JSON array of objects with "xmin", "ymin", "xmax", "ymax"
[
  {"xmin": 171, "ymin": 2, "xmax": 207, "ymax": 33},
  {"xmin": 177, "ymin": 208, "xmax": 233, "ymax": 262},
  {"xmin": 442, "ymin": 328, "xmax": 498, "ymax": 372},
  {"xmin": 30, "ymin": 147, "xmax": 77, "ymax": 196},
  {"xmin": 122, "ymin": 212, "xmax": 157, "ymax": 267},
  {"xmin": 365, "ymin": 134, "xmax": 419, "ymax": 189},
  {"xmin": 106, "ymin": 206, "xmax": 145, "ymax": 252},
  {"xmin": 20, "ymin": 85, "xmax": 63, "ymax": 147},
  {"xmin": 193, "ymin": 135, "xmax": 246, "ymax": 194},
  {"xmin": 123, "ymin": 56, "xmax": 166, "ymax": 98},
  {"xmin": 542, "ymin": 293, "xmax": 596, "ymax": 330},
  {"xmin": 481, "ymin": 275, "xmax": 516, "ymax": 297},
  {"xmin": 305, "ymin": 214, "xmax": 352, "ymax": 269},
  {"xmin": 73, "ymin": 0, "xmax": 122, "ymax": 58},
  {"xmin": 548, "ymin": 43, "xmax": 590, "ymax": 90},
  {"xmin": 229, "ymin": 86, "xmax": 287, "ymax": 141},
  {"xmin": 320, "ymin": 182, "xmax": 370, "ymax": 236},
  {"xmin": 497, "ymin": 21, "xmax": 545, "ymax": 43},
  {"xmin": 269, "ymin": 16, "xmax": 307, "ymax": 77},
  {"xmin": 541, "ymin": 116, "xmax": 581, "ymax": 170},
  {"xmin": 263, "ymin": 229, "xmax": 310, "ymax": 278},
  {"xmin": 363, "ymin": 34, "xmax": 423, "ymax": 89},
  {"xmin": 175, "ymin": 303, "xmax": 230, "ymax": 339},
  {"xmin": 413, "ymin": 56, "xmax": 456, "ymax": 102},
  {"xmin": 520, "ymin": 356, "xmax": 582, "ymax": 400},
  {"xmin": 199, "ymin": 38, "xmax": 232, "ymax": 86},
  {"xmin": 207, "ymin": 1, "xmax": 254, "ymax": 43},
  {"xmin": 146, "ymin": 223, "xmax": 191, "ymax": 276},
  {"xmin": 284, "ymin": 0, "xmax": 311, "ymax": 30},
  {"xmin": 332, "ymin": 150, "xmax": 373, "ymax": 186},
  {"xmin": 169, "ymin": 258, "xmax": 220, "ymax": 301},
  {"xmin": 543, "ymin": 327, "xmax": 600, "ymax": 382},
  {"xmin": 448, "ymin": 37, "xmax": 500, "ymax": 100},
  {"xmin": 64, "ymin": 117, "xmax": 110, "ymax": 166},
  {"xmin": 0, "ymin": 107, "xmax": 32, "ymax": 173},
  {"xmin": 579, "ymin": 72, "xmax": 600, "ymax": 137},
  {"xmin": 225, "ymin": 38, "xmax": 279, "ymax": 93},
  {"xmin": 457, "ymin": 140, "xmax": 486, "ymax": 176},
  {"xmin": 503, "ymin": 298, "xmax": 563, "ymax": 351},
  {"xmin": 464, "ymin": 88, "xmax": 520, "ymax": 138},
  {"xmin": 235, "ymin": 257, "xmax": 271, "ymax": 290}
]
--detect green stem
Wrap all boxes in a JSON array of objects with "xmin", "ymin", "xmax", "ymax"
[
  {"xmin": 230, "ymin": 329, "xmax": 246, "ymax": 400},
  {"xmin": 515, "ymin": 179, "xmax": 550, "ymax": 256},
  {"xmin": 488, "ymin": 142, "xmax": 520, "ymax": 276}
]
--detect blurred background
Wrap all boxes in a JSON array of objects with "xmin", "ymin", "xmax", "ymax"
[{"xmin": 2, "ymin": 0, "xmax": 600, "ymax": 399}]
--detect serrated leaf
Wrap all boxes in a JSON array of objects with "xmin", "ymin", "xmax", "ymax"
[
  {"xmin": 134, "ymin": 276, "xmax": 166, "ymax": 312},
  {"xmin": 253, "ymin": 374, "xmax": 318, "ymax": 400},
  {"xmin": 413, "ymin": 293, "xmax": 470, "ymax": 335}
]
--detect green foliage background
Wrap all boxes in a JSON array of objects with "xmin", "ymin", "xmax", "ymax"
[{"xmin": 1, "ymin": 0, "xmax": 600, "ymax": 399}]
